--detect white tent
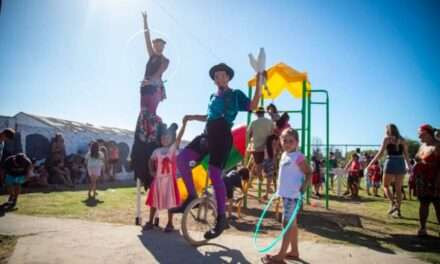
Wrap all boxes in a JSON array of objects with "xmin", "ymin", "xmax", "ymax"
[{"xmin": 0, "ymin": 112, "xmax": 134, "ymax": 180}]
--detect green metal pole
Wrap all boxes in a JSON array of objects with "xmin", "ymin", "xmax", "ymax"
[
  {"xmin": 244, "ymin": 85, "xmax": 253, "ymax": 208},
  {"xmin": 306, "ymin": 85, "xmax": 311, "ymax": 204},
  {"xmin": 257, "ymin": 96, "xmax": 265, "ymax": 200},
  {"xmin": 301, "ymin": 82, "xmax": 306, "ymax": 154},
  {"xmin": 325, "ymin": 91, "xmax": 330, "ymax": 209}
]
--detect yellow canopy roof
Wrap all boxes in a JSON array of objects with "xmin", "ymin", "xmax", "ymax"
[{"xmin": 248, "ymin": 62, "xmax": 311, "ymax": 99}]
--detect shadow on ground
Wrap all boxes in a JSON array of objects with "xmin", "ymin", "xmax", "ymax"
[
  {"xmin": 138, "ymin": 230, "xmax": 251, "ymax": 264},
  {"xmin": 81, "ymin": 197, "xmax": 104, "ymax": 207}
]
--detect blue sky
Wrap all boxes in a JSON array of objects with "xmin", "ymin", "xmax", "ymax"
[{"xmin": 0, "ymin": 0, "xmax": 439, "ymax": 147}]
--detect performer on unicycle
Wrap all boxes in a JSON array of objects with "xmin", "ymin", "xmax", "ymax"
[{"xmin": 173, "ymin": 63, "xmax": 263, "ymax": 239}]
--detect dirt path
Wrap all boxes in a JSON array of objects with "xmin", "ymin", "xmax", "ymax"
[{"xmin": 0, "ymin": 214, "xmax": 427, "ymax": 264}]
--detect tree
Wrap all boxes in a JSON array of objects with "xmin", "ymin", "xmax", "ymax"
[{"xmin": 405, "ymin": 138, "xmax": 420, "ymax": 159}]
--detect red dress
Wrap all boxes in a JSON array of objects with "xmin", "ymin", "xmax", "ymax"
[
  {"xmin": 146, "ymin": 144, "xmax": 181, "ymax": 210},
  {"xmin": 415, "ymin": 145, "xmax": 440, "ymax": 199}
]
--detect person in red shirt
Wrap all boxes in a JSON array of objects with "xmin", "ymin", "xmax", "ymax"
[
  {"xmin": 345, "ymin": 153, "xmax": 361, "ymax": 199},
  {"xmin": 368, "ymin": 160, "xmax": 382, "ymax": 197},
  {"xmin": 414, "ymin": 124, "xmax": 440, "ymax": 237}
]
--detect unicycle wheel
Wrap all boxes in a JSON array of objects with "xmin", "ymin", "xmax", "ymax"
[{"xmin": 181, "ymin": 197, "xmax": 217, "ymax": 246}]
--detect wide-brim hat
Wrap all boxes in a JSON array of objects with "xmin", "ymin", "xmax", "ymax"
[{"xmin": 209, "ymin": 63, "xmax": 234, "ymax": 80}]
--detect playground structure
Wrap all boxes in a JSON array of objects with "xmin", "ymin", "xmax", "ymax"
[
  {"xmin": 247, "ymin": 62, "xmax": 331, "ymax": 208},
  {"xmin": 135, "ymin": 62, "xmax": 332, "ymax": 229}
]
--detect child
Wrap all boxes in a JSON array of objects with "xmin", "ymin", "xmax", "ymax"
[
  {"xmin": 408, "ymin": 159, "xmax": 417, "ymax": 200},
  {"xmin": 2, "ymin": 153, "xmax": 32, "ymax": 210},
  {"xmin": 223, "ymin": 167, "xmax": 250, "ymax": 219},
  {"xmin": 345, "ymin": 153, "xmax": 361, "ymax": 199},
  {"xmin": 266, "ymin": 103, "xmax": 280, "ymax": 123},
  {"xmin": 262, "ymin": 128, "xmax": 312, "ymax": 263},
  {"xmin": 262, "ymin": 134, "xmax": 279, "ymax": 200},
  {"xmin": 85, "ymin": 142, "xmax": 104, "ymax": 199},
  {"xmin": 368, "ymin": 160, "xmax": 382, "ymax": 197},
  {"xmin": 144, "ymin": 119, "xmax": 186, "ymax": 232},
  {"xmin": 108, "ymin": 141, "xmax": 120, "ymax": 181},
  {"xmin": 311, "ymin": 156, "xmax": 322, "ymax": 198}
]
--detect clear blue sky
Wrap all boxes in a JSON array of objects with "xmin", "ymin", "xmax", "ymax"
[{"xmin": 1, "ymin": 0, "xmax": 439, "ymax": 146}]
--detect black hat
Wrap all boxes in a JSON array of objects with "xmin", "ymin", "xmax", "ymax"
[
  {"xmin": 256, "ymin": 107, "xmax": 265, "ymax": 114},
  {"xmin": 209, "ymin": 63, "xmax": 234, "ymax": 80}
]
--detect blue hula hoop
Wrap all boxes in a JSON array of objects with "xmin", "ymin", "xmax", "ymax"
[{"xmin": 253, "ymin": 192, "xmax": 304, "ymax": 253}]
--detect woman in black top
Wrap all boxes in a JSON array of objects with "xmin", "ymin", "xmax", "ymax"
[
  {"xmin": 132, "ymin": 11, "xmax": 170, "ymax": 190},
  {"xmin": 367, "ymin": 124, "xmax": 410, "ymax": 217}
]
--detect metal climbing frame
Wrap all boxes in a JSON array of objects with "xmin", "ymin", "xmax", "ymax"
[{"xmin": 244, "ymin": 80, "xmax": 331, "ymax": 209}]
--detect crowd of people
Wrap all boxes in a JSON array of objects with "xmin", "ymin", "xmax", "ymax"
[
  {"xmin": 1, "ymin": 9, "xmax": 438, "ymax": 264},
  {"xmin": 0, "ymin": 128, "xmax": 121, "ymax": 209}
]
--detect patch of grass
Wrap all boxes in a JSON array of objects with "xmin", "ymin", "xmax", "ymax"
[
  {"xmin": 306, "ymin": 186, "xmax": 440, "ymax": 263},
  {"xmin": 0, "ymin": 235, "xmax": 17, "ymax": 264},
  {"xmin": 1, "ymin": 187, "xmax": 149, "ymax": 225}
]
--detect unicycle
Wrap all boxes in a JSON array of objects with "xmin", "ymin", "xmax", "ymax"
[{"xmin": 181, "ymin": 174, "xmax": 218, "ymax": 246}]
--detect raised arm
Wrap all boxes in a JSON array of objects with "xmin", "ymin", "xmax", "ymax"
[
  {"xmin": 344, "ymin": 158, "xmax": 352, "ymax": 171},
  {"xmin": 249, "ymin": 72, "xmax": 265, "ymax": 111},
  {"xmin": 175, "ymin": 116, "xmax": 189, "ymax": 149},
  {"xmin": 401, "ymin": 140, "xmax": 411, "ymax": 169},
  {"xmin": 142, "ymin": 11, "xmax": 154, "ymax": 57}
]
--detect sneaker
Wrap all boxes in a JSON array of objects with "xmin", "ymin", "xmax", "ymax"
[
  {"xmin": 391, "ymin": 209, "xmax": 401, "ymax": 218},
  {"xmin": 164, "ymin": 224, "xmax": 175, "ymax": 233},
  {"xmin": 204, "ymin": 214, "xmax": 228, "ymax": 239},
  {"xmin": 170, "ymin": 196, "xmax": 196, "ymax": 214},
  {"xmin": 387, "ymin": 205, "xmax": 397, "ymax": 215}
]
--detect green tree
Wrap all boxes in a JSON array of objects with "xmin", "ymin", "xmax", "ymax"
[{"xmin": 405, "ymin": 138, "xmax": 420, "ymax": 159}]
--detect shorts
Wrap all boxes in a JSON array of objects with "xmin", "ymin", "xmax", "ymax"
[
  {"xmin": 88, "ymin": 166, "xmax": 102, "ymax": 177},
  {"xmin": 347, "ymin": 174, "xmax": 358, "ymax": 186},
  {"xmin": 251, "ymin": 151, "xmax": 265, "ymax": 165},
  {"xmin": 312, "ymin": 172, "xmax": 322, "ymax": 185},
  {"xmin": 283, "ymin": 197, "xmax": 299, "ymax": 222},
  {"xmin": 384, "ymin": 156, "xmax": 406, "ymax": 175},
  {"xmin": 262, "ymin": 159, "xmax": 275, "ymax": 178},
  {"xmin": 5, "ymin": 174, "xmax": 26, "ymax": 186}
]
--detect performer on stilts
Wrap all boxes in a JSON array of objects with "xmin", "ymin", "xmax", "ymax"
[{"xmin": 131, "ymin": 11, "xmax": 170, "ymax": 190}]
